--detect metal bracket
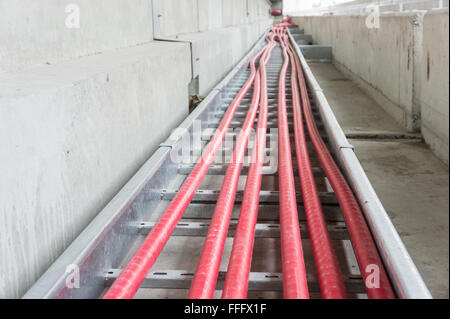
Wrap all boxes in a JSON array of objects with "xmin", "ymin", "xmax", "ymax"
[
  {"xmin": 136, "ymin": 220, "xmax": 349, "ymax": 240},
  {"xmin": 160, "ymin": 188, "xmax": 339, "ymax": 204},
  {"xmin": 104, "ymin": 269, "xmax": 365, "ymax": 293}
]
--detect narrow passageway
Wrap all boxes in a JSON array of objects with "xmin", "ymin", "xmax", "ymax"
[
  {"xmin": 3, "ymin": 0, "xmax": 447, "ymax": 302},
  {"xmin": 25, "ymin": 25, "xmax": 429, "ymax": 300}
]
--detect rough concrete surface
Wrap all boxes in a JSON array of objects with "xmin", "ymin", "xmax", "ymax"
[
  {"xmin": 179, "ymin": 20, "xmax": 271, "ymax": 95},
  {"xmin": 292, "ymin": 10, "xmax": 449, "ymax": 165},
  {"xmin": 292, "ymin": 13, "xmax": 421, "ymax": 132},
  {"xmin": 157, "ymin": 0, "xmax": 271, "ymax": 37},
  {"xmin": 419, "ymin": 9, "xmax": 449, "ymax": 164},
  {"xmin": 352, "ymin": 140, "xmax": 449, "ymax": 299},
  {"xmin": 0, "ymin": 41, "xmax": 192, "ymax": 299},
  {"xmin": 309, "ymin": 62, "xmax": 449, "ymax": 298},
  {"xmin": 0, "ymin": 0, "xmax": 154, "ymax": 74}
]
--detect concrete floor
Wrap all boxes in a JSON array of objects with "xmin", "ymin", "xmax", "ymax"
[{"xmin": 309, "ymin": 62, "xmax": 449, "ymax": 299}]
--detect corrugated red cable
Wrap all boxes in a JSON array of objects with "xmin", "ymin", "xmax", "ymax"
[
  {"xmin": 103, "ymin": 44, "xmax": 268, "ymax": 299},
  {"xmin": 222, "ymin": 33, "xmax": 277, "ymax": 299},
  {"xmin": 284, "ymin": 39, "xmax": 347, "ymax": 299},
  {"xmin": 277, "ymin": 30, "xmax": 309, "ymax": 299},
  {"xmin": 289, "ymin": 34, "xmax": 396, "ymax": 299},
  {"xmin": 187, "ymin": 46, "xmax": 270, "ymax": 299}
]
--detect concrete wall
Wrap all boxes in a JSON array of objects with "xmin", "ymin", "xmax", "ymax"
[
  {"xmin": 287, "ymin": 0, "xmax": 449, "ymax": 15},
  {"xmin": 179, "ymin": 20, "xmax": 271, "ymax": 95},
  {"xmin": 419, "ymin": 9, "xmax": 449, "ymax": 164},
  {"xmin": 198, "ymin": 0, "xmax": 224, "ymax": 31},
  {"xmin": 293, "ymin": 13, "xmax": 421, "ymax": 131},
  {"xmin": 158, "ymin": 0, "xmax": 200, "ymax": 36},
  {"xmin": 0, "ymin": 0, "xmax": 272, "ymax": 298},
  {"xmin": 157, "ymin": 0, "xmax": 271, "ymax": 36},
  {"xmin": 292, "ymin": 10, "xmax": 449, "ymax": 164},
  {"xmin": 0, "ymin": 0, "xmax": 154, "ymax": 74},
  {"xmin": 156, "ymin": 0, "xmax": 272, "ymax": 94},
  {"xmin": 0, "ymin": 42, "xmax": 192, "ymax": 298}
]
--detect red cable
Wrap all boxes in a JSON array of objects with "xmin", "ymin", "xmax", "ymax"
[
  {"xmin": 103, "ymin": 44, "xmax": 268, "ymax": 299},
  {"xmin": 277, "ymin": 29, "xmax": 309, "ymax": 299},
  {"xmin": 187, "ymin": 44, "xmax": 270, "ymax": 299},
  {"xmin": 289, "ymin": 34, "xmax": 396, "ymax": 299},
  {"xmin": 222, "ymin": 33, "xmax": 277, "ymax": 299},
  {"xmin": 285, "ymin": 39, "xmax": 347, "ymax": 299}
]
